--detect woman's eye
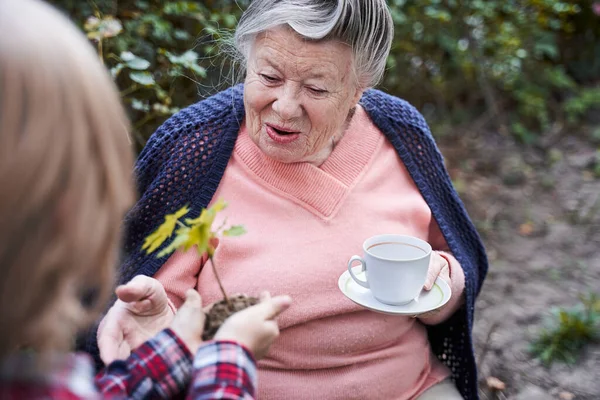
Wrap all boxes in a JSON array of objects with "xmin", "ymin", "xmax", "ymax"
[
  {"xmin": 308, "ymin": 87, "xmax": 328, "ymax": 95},
  {"xmin": 260, "ymin": 74, "xmax": 278, "ymax": 83}
]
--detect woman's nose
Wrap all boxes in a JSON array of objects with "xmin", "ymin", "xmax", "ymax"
[{"xmin": 272, "ymin": 89, "xmax": 302, "ymax": 120}]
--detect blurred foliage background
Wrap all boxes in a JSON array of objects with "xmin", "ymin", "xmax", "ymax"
[
  {"xmin": 49, "ymin": 0, "xmax": 600, "ymax": 151},
  {"xmin": 48, "ymin": 1, "xmax": 600, "ymax": 391}
]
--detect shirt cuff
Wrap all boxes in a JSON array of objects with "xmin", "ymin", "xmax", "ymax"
[
  {"xmin": 190, "ymin": 340, "xmax": 257, "ymax": 399},
  {"xmin": 96, "ymin": 328, "xmax": 193, "ymax": 398},
  {"xmin": 419, "ymin": 251, "xmax": 466, "ymax": 325}
]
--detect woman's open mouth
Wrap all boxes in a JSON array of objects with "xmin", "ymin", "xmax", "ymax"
[{"xmin": 265, "ymin": 123, "xmax": 300, "ymax": 144}]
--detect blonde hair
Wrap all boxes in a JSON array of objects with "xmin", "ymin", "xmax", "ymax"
[{"xmin": 0, "ymin": 0, "xmax": 134, "ymax": 358}]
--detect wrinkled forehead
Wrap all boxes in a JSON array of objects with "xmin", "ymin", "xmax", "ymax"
[{"xmin": 249, "ymin": 26, "xmax": 355, "ymax": 81}]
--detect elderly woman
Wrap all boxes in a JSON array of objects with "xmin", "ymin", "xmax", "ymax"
[{"xmin": 93, "ymin": 0, "xmax": 488, "ymax": 399}]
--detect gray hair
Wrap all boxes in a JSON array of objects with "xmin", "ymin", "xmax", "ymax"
[{"xmin": 233, "ymin": 0, "xmax": 393, "ymax": 88}]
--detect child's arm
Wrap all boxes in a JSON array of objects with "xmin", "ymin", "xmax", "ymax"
[
  {"xmin": 186, "ymin": 294, "xmax": 292, "ymax": 400},
  {"xmin": 187, "ymin": 341, "xmax": 257, "ymax": 400},
  {"xmin": 95, "ymin": 291, "xmax": 291, "ymax": 399},
  {"xmin": 95, "ymin": 328, "xmax": 193, "ymax": 398},
  {"xmin": 95, "ymin": 330, "xmax": 256, "ymax": 400}
]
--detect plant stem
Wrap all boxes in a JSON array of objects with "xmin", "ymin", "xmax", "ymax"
[
  {"xmin": 208, "ymin": 255, "xmax": 231, "ymax": 309},
  {"xmin": 120, "ymin": 84, "xmax": 140, "ymax": 97}
]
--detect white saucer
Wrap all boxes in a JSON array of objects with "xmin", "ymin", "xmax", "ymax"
[{"xmin": 338, "ymin": 266, "xmax": 452, "ymax": 315}]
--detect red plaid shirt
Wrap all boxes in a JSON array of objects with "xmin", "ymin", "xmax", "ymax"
[{"xmin": 0, "ymin": 329, "xmax": 256, "ymax": 399}]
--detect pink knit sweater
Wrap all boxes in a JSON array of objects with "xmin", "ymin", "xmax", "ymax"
[{"xmin": 155, "ymin": 106, "xmax": 465, "ymax": 399}]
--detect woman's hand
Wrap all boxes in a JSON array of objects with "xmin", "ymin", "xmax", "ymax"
[
  {"xmin": 97, "ymin": 275, "xmax": 174, "ymax": 364},
  {"xmin": 214, "ymin": 292, "xmax": 292, "ymax": 360},
  {"xmin": 417, "ymin": 251, "xmax": 453, "ymax": 320},
  {"xmin": 424, "ymin": 251, "xmax": 450, "ymax": 291}
]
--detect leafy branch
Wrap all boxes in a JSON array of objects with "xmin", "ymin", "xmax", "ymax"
[{"xmin": 142, "ymin": 199, "xmax": 246, "ymax": 308}]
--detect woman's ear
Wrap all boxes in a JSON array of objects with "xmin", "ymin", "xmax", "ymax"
[{"xmin": 351, "ymin": 85, "xmax": 366, "ymax": 107}]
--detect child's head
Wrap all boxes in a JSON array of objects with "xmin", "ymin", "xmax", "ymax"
[{"xmin": 0, "ymin": 0, "xmax": 135, "ymax": 357}]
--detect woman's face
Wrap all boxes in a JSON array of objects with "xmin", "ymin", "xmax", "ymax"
[{"xmin": 244, "ymin": 27, "xmax": 364, "ymax": 165}]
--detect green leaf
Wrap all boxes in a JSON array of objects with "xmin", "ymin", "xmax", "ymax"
[
  {"xmin": 224, "ymin": 14, "xmax": 237, "ymax": 28},
  {"xmin": 167, "ymin": 66, "xmax": 183, "ymax": 77},
  {"xmin": 185, "ymin": 224, "xmax": 210, "ymax": 253},
  {"xmin": 129, "ymin": 71, "xmax": 155, "ymax": 86},
  {"xmin": 131, "ymin": 98, "xmax": 150, "ymax": 112},
  {"xmin": 135, "ymin": 0, "xmax": 150, "ymax": 10},
  {"xmin": 84, "ymin": 16, "xmax": 122, "ymax": 40},
  {"xmin": 534, "ymin": 42, "xmax": 559, "ymax": 61},
  {"xmin": 173, "ymin": 206, "xmax": 191, "ymax": 220},
  {"xmin": 121, "ymin": 51, "xmax": 151, "ymax": 70},
  {"xmin": 189, "ymin": 63, "xmax": 207, "ymax": 78},
  {"xmin": 163, "ymin": 1, "xmax": 204, "ymax": 16},
  {"xmin": 110, "ymin": 63, "xmax": 124, "ymax": 78},
  {"xmin": 142, "ymin": 205, "xmax": 190, "ymax": 254},
  {"xmin": 223, "ymin": 225, "xmax": 247, "ymax": 237},
  {"xmin": 157, "ymin": 226, "xmax": 190, "ymax": 258},
  {"xmin": 174, "ymin": 29, "xmax": 191, "ymax": 40},
  {"xmin": 164, "ymin": 50, "xmax": 197, "ymax": 65},
  {"xmin": 162, "ymin": 50, "xmax": 206, "ymax": 77},
  {"xmin": 210, "ymin": 199, "xmax": 228, "ymax": 213},
  {"xmin": 154, "ymin": 86, "xmax": 170, "ymax": 101}
]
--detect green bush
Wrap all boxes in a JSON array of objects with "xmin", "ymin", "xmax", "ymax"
[
  {"xmin": 50, "ymin": 0, "xmax": 247, "ymax": 152},
  {"xmin": 384, "ymin": 0, "xmax": 600, "ymax": 141},
  {"xmin": 49, "ymin": 0, "xmax": 600, "ymax": 147}
]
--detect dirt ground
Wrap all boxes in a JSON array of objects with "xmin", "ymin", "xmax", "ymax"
[{"xmin": 439, "ymin": 125, "xmax": 600, "ymax": 400}]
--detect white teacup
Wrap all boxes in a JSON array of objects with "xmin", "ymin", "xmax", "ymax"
[{"xmin": 347, "ymin": 234, "xmax": 432, "ymax": 305}]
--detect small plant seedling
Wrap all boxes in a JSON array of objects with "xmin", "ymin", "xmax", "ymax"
[
  {"xmin": 142, "ymin": 199, "xmax": 258, "ymax": 339},
  {"xmin": 530, "ymin": 293, "xmax": 600, "ymax": 366}
]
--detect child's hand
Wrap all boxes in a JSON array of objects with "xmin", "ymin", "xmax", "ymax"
[
  {"xmin": 97, "ymin": 275, "xmax": 174, "ymax": 364},
  {"xmin": 170, "ymin": 289, "xmax": 206, "ymax": 354},
  {"xmin": 214, "ymin": 292, "xmax": 292, "ymax": 360}
]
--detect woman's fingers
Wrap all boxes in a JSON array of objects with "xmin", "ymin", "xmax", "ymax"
[
  {"xmin": 181, "ymin": 288, "xmax": 203, "ymax": 310},
  {"xmin": 115, "ymin": 275, "xmax": 169, "ymax": 316},
  {"xmin": 97, "ymin": 303, "xmax": 129, "ymax": 365},
  {"xmin": 98, "ymin": 322, "xmax": 128, "ymax": 364},
  {"xmin": 115, "ymin": 275, "xmax": 155, "ymax": 303},
  {"xmin": 424, "ymin": 253, "xmax": 449, "ymax": 291}
]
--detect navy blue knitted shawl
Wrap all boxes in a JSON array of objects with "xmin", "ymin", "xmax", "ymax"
[{"xmin": 115, "ymin": 84, "xmax": 487, "ymax": 399}]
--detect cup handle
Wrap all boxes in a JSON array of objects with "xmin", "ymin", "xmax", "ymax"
[{"xmin": 348, "ymin": 255, "xmax": 369, "ymax": 288}]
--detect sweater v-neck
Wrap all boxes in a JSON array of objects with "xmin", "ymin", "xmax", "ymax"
[{"xmin": 233, "ymin": 106, "xmax": 383, "ymax": 219}]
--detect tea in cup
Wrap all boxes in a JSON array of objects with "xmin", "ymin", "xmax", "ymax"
[{"xmin": 347, "ymin": 234, "xmax": 431, "ymax": 305}]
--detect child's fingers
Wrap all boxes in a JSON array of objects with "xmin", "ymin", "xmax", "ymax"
[
  {"xmin": 181, "ymin": 289, "xmax": 202, "ymax": 310},
  {"xmin": 170, "ymin": 290, "xmax": 205, "ymax": 354},
  {"xmin": 253, "ymin": 295, "xmax": 292, "ymax": 321},
  {"xmin": 176, "ymin": 290, "xmax": 204, "ymax": 328},
  {"xmin": 259, "ymin": 291, "xmax": 271, "ymax": 302}
]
